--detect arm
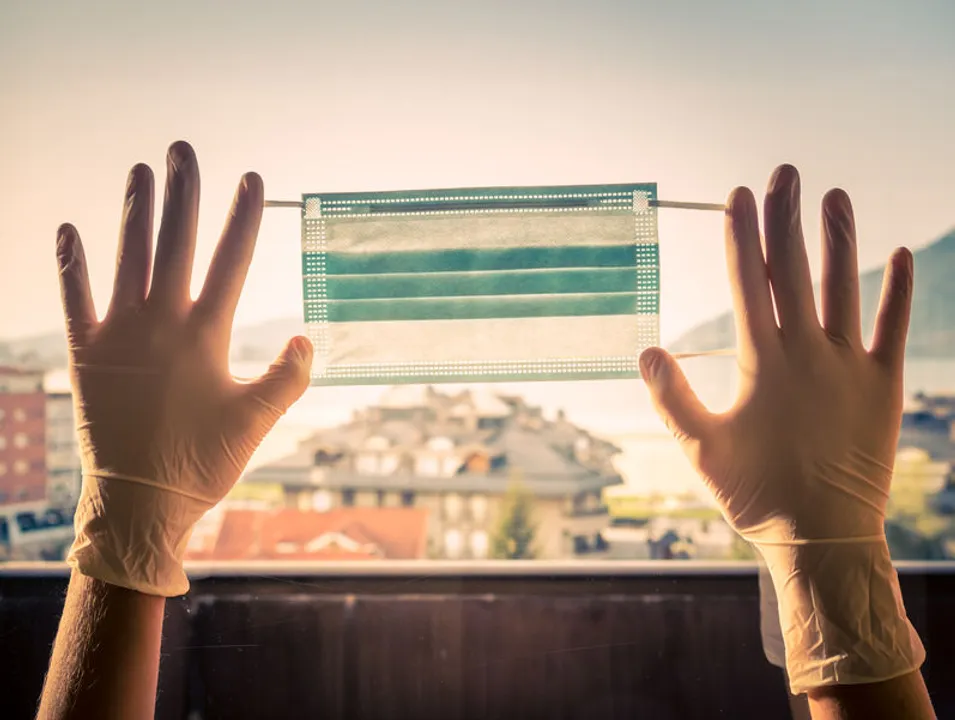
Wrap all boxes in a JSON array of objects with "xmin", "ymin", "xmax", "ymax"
[
  {"xmin": 37, "ymin": 573, "xmax": 165, "ymax": 720},
  {"xmin": 36, "ymin": 141, "xmax": 311, "ymax": 718},
  {"xmin": 640, "ymin": 165, "xmax": 934, "ymax": 719},
  {"xmin": 808, "ymin": 671, "xmax": 935, "ymax": 720}
]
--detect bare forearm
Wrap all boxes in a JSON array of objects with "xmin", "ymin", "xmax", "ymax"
[
  {"xmin": 807, "ymin": 671, "xmax": 935, "ymax": 720},
  {"xmin": 37, "ymin": 570, "xmax": 166, "ymax": 720}
]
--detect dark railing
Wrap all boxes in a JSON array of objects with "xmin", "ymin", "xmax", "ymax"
[{"xmin": 2, "ymin": 561, "xmax": 955, "ymax": 720}]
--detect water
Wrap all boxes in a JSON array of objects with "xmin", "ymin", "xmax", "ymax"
[{"xmin": 236, "ymin": 357, "xmax": 955, "ymax": 499}]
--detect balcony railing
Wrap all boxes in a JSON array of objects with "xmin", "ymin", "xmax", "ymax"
[{"xmin": 2, "ymin": 561, "xmax": 954, "ymax": 720}]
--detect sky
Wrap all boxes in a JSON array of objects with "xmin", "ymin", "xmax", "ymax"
[{"xmin": 1, "ymin": 0, "xmax": 953, "ymax": 344}]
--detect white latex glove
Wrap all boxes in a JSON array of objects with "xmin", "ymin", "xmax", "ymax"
[
  {"xmin": 640, "ymin": 166, "xmax": 924, "ymax": 694},
  {"xmin": 58, "ymin": 142, "xmax": 313, "ymax": 597},
  {"xmin": 758, "ymin": 560, "xmax": 787, "ymax": 671}
]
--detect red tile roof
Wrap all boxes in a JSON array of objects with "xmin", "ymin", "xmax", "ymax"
[{"xmin": 187, "ymin": 507, "xmax": 429, "ymax": 561}]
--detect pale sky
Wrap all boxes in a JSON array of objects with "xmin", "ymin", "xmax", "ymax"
[{"xmin": 2, "ymin": 0, "xmax": 953, "ymax": 344}]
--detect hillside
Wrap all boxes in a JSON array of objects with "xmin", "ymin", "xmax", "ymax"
[
  {"xmin": 0, "ymin": 316, "xmax": 307, "ymax": 369},
  {"xmin": 5, "ymin": 227, "xmax": 955, "ymax": 366},
  {"xmin": 671, "ymin": 228, "xmax": 955, "ymax": 357}
]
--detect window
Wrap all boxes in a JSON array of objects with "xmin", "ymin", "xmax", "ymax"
[
  {"xmin": 415, "ymin": 455, "xmax": 439, "ymax": 477},
  {"xmin": 469, "ymin": 530, "xmax": 489, "ymax": 558},
  {"xmin": 444, "ymin": 529, "xmax": 463, "ymax": 559},
  {"xmin": 3, "ymin": 5, "xmax": 955, "ymax": 719},
  {"xmin": 444, "ymin": 493, "xmax": 462, "ymax": 521},
  {"xmin": 312, "ymin": 490, "xmax": 332, "ymax": 512},
  {"xmin": 470, "ymin": 495, "xmax": 488, "ymax": 523},
  {"xmin": 13, "ymin": 433, "xmax": 28, "ymax": 449},
  {"xmin": 356, "ymin": 453, "xmax": 378, "ymax": 475}
]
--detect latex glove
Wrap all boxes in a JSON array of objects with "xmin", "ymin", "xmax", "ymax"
[
  {"xmin": 758, "ymin": 560, "xmax": 787, "ymax": 672},
  {"xmin": 59, "ymin": 142, "xmax": 313, "ymax": 597},
  {"xmin": 640, "ymin": 166, "xmax": 924, "ymax": 694}
]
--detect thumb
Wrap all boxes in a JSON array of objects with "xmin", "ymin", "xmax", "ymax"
[
  {"xmin": 639, "ymin": 347, "xmax": 713, "ymax": 448},
  {"xmin": 244, "ymin": 335, "xmax": 313, "ymax": 416}
]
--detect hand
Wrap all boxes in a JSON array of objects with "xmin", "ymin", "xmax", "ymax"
[
  {"xmin": 640, "ymin": 165, "xmax": 924, "ymax": 693},
  {"xmin": 59, "ymin": 141, "xmax": 313, "ymax": 596},
  {"xmin": 642, "ymin": 165, "xmax": 909, "ymax": 544}
]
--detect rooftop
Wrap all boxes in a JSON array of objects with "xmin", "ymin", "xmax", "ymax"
[{"xmin": 185, "ymin": 507, "xmax": 429, "ymax": 561}]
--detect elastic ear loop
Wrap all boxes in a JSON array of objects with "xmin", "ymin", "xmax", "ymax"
[{"xmin": 267, "ymin": 195, "xmax": 734, "ymax": 369}]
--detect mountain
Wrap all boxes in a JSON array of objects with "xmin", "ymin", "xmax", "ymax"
[
  {"xmin": 0, "ymin": 316, "xmax": 307, "ymax": 369},
  {"xmin": 670, "ymin": 228, "xmax": 955, "ymax": 357},
  {"xmin": 6, "ymin": 228, "xmax": 955, "ymax": 367}
]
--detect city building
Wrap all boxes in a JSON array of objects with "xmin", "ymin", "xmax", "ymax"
[
  {"xmin": 45, "ymin": 391, "xmax": 81, "ymax": 507},
  {"xmin": 601, "ymin": 485, "xmax": 735, "ymax": 560},
  {"xmin": 185, "ymin": 506, "xmax": 429, "ymax": 561},
  {"xmin": 0, "ymin": 366, "xmax": 47, "ymax": 506},
  {"xmin": 242, "ymin": 386, "xmax": 623, "ymax": 559}
]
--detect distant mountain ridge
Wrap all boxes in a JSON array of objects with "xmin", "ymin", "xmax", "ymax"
[
  {"xmin": 670, "ymin": 228, "xmax": 955, "ymax": 357},
  {"xmin": 5, "ymin": 227, "xmax": 955, "ymax": 366},
  {"xmin": 0, "ymin": 316, "xmax": 307, "ymax": 369}
]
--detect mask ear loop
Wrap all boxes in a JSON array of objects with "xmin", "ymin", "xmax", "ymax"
[
  {"xmin": 265, "ymin": 197, "xmax": 736, "ymax": 363},
  {"xmin": 672, "ymin": 349, "xmax": 736, "ymax": 359}
]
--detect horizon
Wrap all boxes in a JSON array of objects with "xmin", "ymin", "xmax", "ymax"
[
  {"xmin": 3, "ymin": 0, "xmax": 954, "ymax": 344},
  {"xmin": 4, "ymin": 221, "xmax": 954, "ymax": 347}
]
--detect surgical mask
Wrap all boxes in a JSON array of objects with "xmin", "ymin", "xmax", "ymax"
[{"xmin": 300, "ymin": 184, "xmax": 660, "ymax": 385}]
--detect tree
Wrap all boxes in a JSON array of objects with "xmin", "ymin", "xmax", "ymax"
[
  {"xmin": 491, "ymin": 481, "xmax": 538, "ymax": 559},
  {"xmin": 729, "ymin": 533, "xmax": 757, "ymax": 560}
]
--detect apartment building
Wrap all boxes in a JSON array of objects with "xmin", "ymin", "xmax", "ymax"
[
  {"xmin": 0, "ymin": 366, "xmax": 46, "ymax": 506},
  {"xmin": 244, "ymin": 386, "xmax": 622, "ymax": 559}
]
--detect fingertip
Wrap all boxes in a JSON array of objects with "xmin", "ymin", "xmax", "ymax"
[
  {"xmin": 57, "ymin": 223, "xmax": 77, "ymax": 243},
  {"xmin": 128, "ymin": 163, "xmax": 154, "ymax": 191},
  {"xmin": 290, "ymin": 335, "xmax": 314, "ymax": 362},
  {"xmin": 639, "ymin": 346, "xmax": 669, "ymax": 383},
  {"xmin": 725, "ymin": 186, "xmax": 760, "ymax": 242},
  {"xmin": 726, "ymin": 186, "xmax": 757, "ymax": 213},
  {"xmin": 56, "ymin": 223, "xmax": 78, "ymax": 261},
  {"xmin": 768, "ymin": 164, "xmax": 800, "ymax": 195},
  {"xmin": 167, "ymin": 140, "xmax": 196, "ymax": 171},
  {"xmin": 822, "ymin": 187, "xmax": 851, "ymax": 212},
  {"xmin": 238, "ymin": 172, "xmax": 264, "ymax": 208},
  {"xmin": 892, "ymin": 246, "xmax": 914, "ymax": 286},
  {"xmin": 892, "ymin": 245, "xmax": 913, "ymax": 267}
]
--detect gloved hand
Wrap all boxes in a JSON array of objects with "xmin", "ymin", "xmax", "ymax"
[
  {"xmin": 59, "ymin": 141, "xmax": 313, "ymax": 597},
  {"xmin": 640, "ymin": 165, "xmax": 924, "ymax": 694}
]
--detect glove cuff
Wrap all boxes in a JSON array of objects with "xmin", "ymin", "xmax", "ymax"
[
  {"xmin": 755, "ymin": 538, "xmax": 925, "ymax": 695},
  {"xmin": 67, "ymin": 474, "xmax": 209, "ymax": 597}
]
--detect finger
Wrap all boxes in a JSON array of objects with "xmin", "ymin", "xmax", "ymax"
[
  {"xmin": 149, "ymin": 141, "xmax": 200, "ymax": 314},
  {"xmin": 820, "ymin": 189, "xmax": 861, "ymax": 345},
  {"xmin": 869, "ymin": 248, "xmax": 913, "ymax": 369},
  {"xmin": 763, "ymin": 165, "xmax": 818, "ymax": 334},
  {"xmin": 107, "ymin": 164, "xmax": 154, "ymax": 315},
  {"xmin": 241, "ymin": 336, "xmax": 313, "ymax": 419},
  {"xmin": 195, "ymin": 173, "xmax": 264, "ymax": 322},
  {"xmin": 56, "ymin": 224, "xmax": 98, "ymax": 347},
  {"xmin": 640, "ymin": 347, "xmax": 714, "ymax": 454},
  {"xmin": 724, "ymin": 186, "xmax": 777, "ymax": 361}
]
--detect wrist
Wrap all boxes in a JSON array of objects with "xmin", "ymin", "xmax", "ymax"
[
  {"xmin": 67, "ymin": 474, "xmax": 209, "ymax": 597},
  {"xmin": 755, "ymin": 539, "xmax": 925, "ymax": 695}
]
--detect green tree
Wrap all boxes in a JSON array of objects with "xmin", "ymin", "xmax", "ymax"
[
  {"xmin": 491, "ymin": 481, "xmax": 538, "ymax": 560},
  {"xmin": 729, "ymin": 533, "xmax": 757, "ymax": 561}
]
